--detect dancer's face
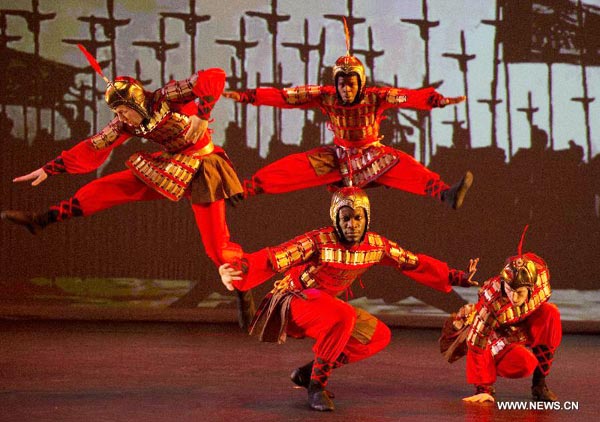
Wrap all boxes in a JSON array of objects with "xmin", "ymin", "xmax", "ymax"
[
  {"xmin": 503, "ymin": 282, "xmax": 529, "ymax": 306},
  {"xmin": 337, "ymin": 75, "xmax": 359, "ymax": 104},
  {"xmin": 114, "ymin": 105, "xmax": 143, "ymax": 127},
  {"xmin": 338, "ymin": 206, "xmax": 366, "ymax": 244}
]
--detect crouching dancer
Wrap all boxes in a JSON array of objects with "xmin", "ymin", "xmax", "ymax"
[
  {"xmin": 219, "ymin": 187, "xmax": 477, "ymax": 411},
  {"xmin": 440, "ymin": 230, "xmax": 561, "ymax": 403}
]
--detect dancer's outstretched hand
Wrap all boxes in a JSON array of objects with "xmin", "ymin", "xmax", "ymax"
[
  {"xmin": 462, "ymin": 393, "xmax": 495, "ymax": 403},
  {"xmin": 465, "ymin": 258, "xmax": 479, "ymax": 287},
  {"xmin": 185, "ymin": 115, "xmax": 208, "ymax": 142},
  {"xmin": 13, "ymin": 168, "xmax": 48, "ymax": 186},
  {"xmin": 441, "ymin": 95, "xmax": 467, "ymax": 106},
  {"xmin": 219, "ymin": 263, "xmax": 243, "ymax": 291},
  {"xmin": 223, "ymin": 91, "xmax": 241, "ymax": 102}
]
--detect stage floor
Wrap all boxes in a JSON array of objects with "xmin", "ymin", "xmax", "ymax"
[{"xmin": 0, "ymin": 320, "xmax": 597, "ymax": 421}]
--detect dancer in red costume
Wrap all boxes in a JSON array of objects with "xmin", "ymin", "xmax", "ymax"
[
  {"xmin": 439, "ymin": 229, "xmax": 561, "ymax": 403},
  {"xmin": 1, "ymin": 49, "xmax": 255, "ymax": 325},
  {"xmin": 225, "ymin": 21, "xmax": 472, "ymax": 209},
  {"xmin": 219, "ymin": 187, "xmax": 478, "ymax": 411}
]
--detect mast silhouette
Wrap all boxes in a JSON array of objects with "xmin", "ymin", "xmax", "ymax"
[
  {"xmin": 216, "ymin": 17, "xmax": 258, "ymax": 147},
  {"xmin": 246, "ymin": 0, "xmax": 290, "ymax": 144},
  {"xmin": 498, "ymin": 1, "xmax": 515, "ymax": 160},
  {"xmin": 62, "ymin": 25, "xmax": 111, "ymax": 134},
  {"xmin": 442, "ymin": 31, "xmax": 475, "ymax": 149},
  {"xmin": 572, "ymin": 0, "xmax": 594, "ymax": 162},
  {"xmin": 133, "ymin": 17, "xmax": 179, "ymax": 86},
  {"xmin": 353, "ymin": 27, "xmax": 384, "ymax": 82},
  {"xmin": 282, "ymin": 19, "xmax": 321, "ymax": 121},
  {"xmin": 517, "ymin": 91, "xmax": 540, "ymax": 147},
  {"xmin": 0, "ymin": 12, "xmax": 22, "ymax": 117},
  {"xmin": 480, "ymin": 1, "xmax": 503, "ymax": 150},
  {"xmin": 323, "ymin": 0, "xmax": 365, "ymax": 53},
  {"xmin": 77, "ymin": 0, "xmax": 130, "ymax": 80},
  {"xmin": 401, "ymin": 0, "xmax": 439, "ymax": 163},
  {"xmin": 3, "ymin": 0, "xmax": 55, "ymax": 140},
  {"xmin": 160, "ymin": 0, "xmax": 210, "ymax": 75}
]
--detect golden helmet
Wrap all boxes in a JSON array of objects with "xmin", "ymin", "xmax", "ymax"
[
  {"xmin": 330, "ymin": 187, "xmax": 370, "ymax": 239},
  {"xmin": 105, "ymin": 76, "xmax": 150, "ymax": 120},
  {"xmin": 500, "ymin": 253, "xmax": 544, "ymax": 290},
  {"xmin": 332, "ymin": 55, "xmax": 367, "ymax": 103}
]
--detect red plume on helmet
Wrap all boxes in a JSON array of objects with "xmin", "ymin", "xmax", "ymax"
[
  {"xmin": 343, "ymin": 17, "xmax": 351, "ymax": 56},
  {"xmin": 77, "ymin": 44, "xmax": 149, "ymax": 119},
  {"xmin": 517, "ymin": 224, "xmax": 529, "ymax": 256},
  {"xmin": 77, "ymin": 44, "xmax": 111, "ymax": 85},
  {"xmin": 332, "ymin": 17, "xmax": 367, "ymax": 104},
  {"xmin": 500, "ymin": 225, "xmax": 546, "ymax": 290}
]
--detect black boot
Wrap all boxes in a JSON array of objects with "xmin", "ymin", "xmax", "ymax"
[
  {"xmin": 0, "ymin": 210, "xmax": 54, "ymax": 234},
  {"xmin": 531, "ymin": 368, "xmax": 558, "ymax": 402},
  {"xmin": 306, "ymin": 358, "xmax": 334, "ymax": 411},
  {"xmin": 235, "ymin": 289, "xmax": 256, "ymax": 330},
  {"xmin": 291, "ymin": 361, "xmax": 336, "ymax": 398},
  {"xmin": 441, "ymin": 171, "xmax": 473, "ymax": 210},
  {"xmin": 291, "ymin": 361, "xmax": 313, "ymax": 389},
  {"xmin": 308, "ymin": 383, "xmax": 335, "ymax": 412}
]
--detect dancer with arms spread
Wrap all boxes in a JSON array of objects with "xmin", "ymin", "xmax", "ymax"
[
  {"xmin": 219, "ymin": 187, "xmax": 478, "ymax": 411},
  {"xmin": 225, "ymin": 20, "xmax": 472, "ymax": 209}
]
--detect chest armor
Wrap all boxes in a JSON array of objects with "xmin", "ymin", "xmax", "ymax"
[
  {"xmin": 322, "ymin": 92, "xmax": 381, "ymax": 144},
  {"xmin": 298, "ymin": 232, "xmax": 386, "ymax": 292},
  {"xmin": 134, "ymin": 102, "xmax": 196, "ymax": 152}
]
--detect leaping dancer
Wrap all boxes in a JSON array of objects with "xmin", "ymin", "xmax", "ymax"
[
  {"xmin": 225, "ymin": 18, "xmax": 472, "ymax": 209},
  {"xmin": 1, "ymin": 45, "xmax": 255, "ymax": 326}
]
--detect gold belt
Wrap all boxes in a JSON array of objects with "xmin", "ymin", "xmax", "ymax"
[{"xmin": 192, "ymin": 140, "xmax": 215, "ymax": 157}]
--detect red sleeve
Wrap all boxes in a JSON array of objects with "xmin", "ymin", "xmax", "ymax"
[
  {"xmin": 51, "ymin": 119, "xmax": 131, "ymax": 175},
  {"xmin": 231, "ymin": 230, "xmax": 318, "ymax": 290},
  {"xmin": 252, "ymin": 87, "xmax": 320, "ymax": 110},
  {"xmin": 401, "ymin": 254, "xmax": 453, "ymax": 293},
  {"xmin": 59, "ymin": 136, "xmax": 129, "ymax": 174},
  {"xmin": 377, "ymin": 237, "xmax": 452, "ymax": 293},
  {"xmin": 191, "ymin": 68, "xmax": 226, "ymax": 120},
  {"xmin": 232, "ymin": 249, "xmax": 277, "ymax": 291},
  {"xmin": 378, "ymin": 86, "xmax": 444, "ymax": 112}
]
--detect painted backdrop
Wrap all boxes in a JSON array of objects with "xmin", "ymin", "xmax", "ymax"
[{"xmin": 1, "ymin": 0, "xmax": 599, "ymax": 322}]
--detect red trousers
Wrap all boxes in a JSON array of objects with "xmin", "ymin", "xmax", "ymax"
[
  {"xmin": 466, "ymin": 303, "xmax": 562, "ymax": 385},
  {"xmin": 248, "ymin": 146, "xmax": 445, "ymax": 196},
  {"xmin": 286, "ymin": 289, "xmax": 391, "ymax": 364},
  {"xmin": 67, "ymin": 170, "xmax": 240, "ymax": 266}
]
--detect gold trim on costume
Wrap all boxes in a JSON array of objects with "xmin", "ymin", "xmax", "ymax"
[
  {"xmin": 320, "ymin": 247, "xmax": 383, "ymax": 266},
  {"xmin": 336, "ymin": 144, "xmax": 398, "ymax": 188},
  {"xmin": 127, "ymin": 149, "xmax": 207, "ymax": 201},
  {"xmin": 90, "ymin": 118, "xmax": 124, "ymax": 150},
  {"xmin": 283, "ymin": 85, "xmax": 321, "ymax": 105},
  {"xmin": 269, "ymin": 234, "xmax": 317, "ymax": 273},
  {"xmin": 385, "ymin": 88, "xmax": 408, "ymax": 104}
]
